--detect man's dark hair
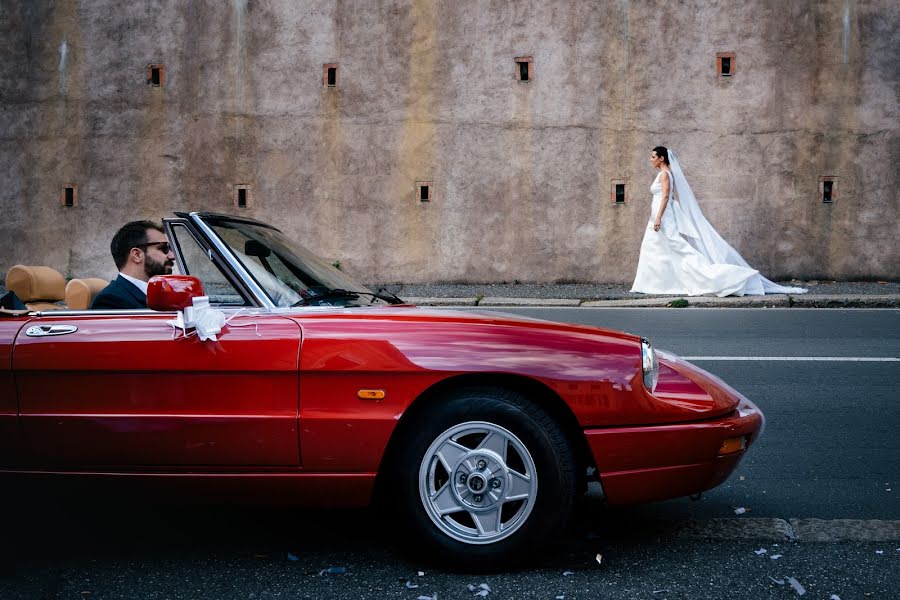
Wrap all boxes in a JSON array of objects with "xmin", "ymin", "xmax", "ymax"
[
  {"xmin": 110, "ymin": 220, "xmax": 164, "ymax": 269},
  {"xmin": 652, "ymin": 146, "xmax": 670, "ymax": 165}
]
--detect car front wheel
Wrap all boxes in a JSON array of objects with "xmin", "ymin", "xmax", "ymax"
[{"xmin": 389, "ymin": 387, "xmax": 577, "ymax": 567}]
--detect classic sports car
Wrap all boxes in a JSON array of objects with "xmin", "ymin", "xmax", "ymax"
[{"xmin": 0, "ymin": 212, "xmax": 763, "ymax": 566}]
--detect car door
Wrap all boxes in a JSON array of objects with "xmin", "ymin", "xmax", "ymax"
[
  {"xmin": 13, "ymin": 311, "xmax": 302, "ymax": 469},
  {"xmin": 0, "ymin": 318, "xmax": 27, "ymax": 467}
]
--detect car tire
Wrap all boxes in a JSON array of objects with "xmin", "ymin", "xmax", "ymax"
[{"xmin": 387, "ymin": 386, "xmax": 577, "ymax": 568}]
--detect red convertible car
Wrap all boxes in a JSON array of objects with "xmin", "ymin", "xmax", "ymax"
[{"xmin": 0, "ymin": 212, "xmax": 763, "ymax": 566}]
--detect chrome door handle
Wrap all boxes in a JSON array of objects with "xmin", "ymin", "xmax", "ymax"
[{"xmin": 25, "ymin": 325, "xmax": 79, "ymax": 337}]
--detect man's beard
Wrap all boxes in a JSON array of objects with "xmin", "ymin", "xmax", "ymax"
[{"xmin": 144, "ymin": 255, "xmax": 174, "ymax": 278}]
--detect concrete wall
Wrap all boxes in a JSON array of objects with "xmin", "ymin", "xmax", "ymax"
[{"xmin": 1, "ymin": 0, "xmax": 897, "ymax": 284}]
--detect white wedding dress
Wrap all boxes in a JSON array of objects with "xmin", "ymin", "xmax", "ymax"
[{"xmin": 630, "ymin": 150, "xmax": 806, "ymax": 297}]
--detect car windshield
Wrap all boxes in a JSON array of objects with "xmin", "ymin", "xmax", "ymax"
[{"xmin": 205, "ymin": 218, "xmax": 385, "ymax": 308}]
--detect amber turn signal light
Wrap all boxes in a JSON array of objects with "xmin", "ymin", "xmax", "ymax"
[
  {"xmin": 357, "ymin": 389, "xmax": 386, "ymax": 400},
  {"xmin": 718, "ymin": 436, "xmax": 747, "ymax": 455}
]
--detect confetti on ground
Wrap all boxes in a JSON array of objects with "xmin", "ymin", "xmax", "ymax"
[
  {"xmin": 406, "ymin": 581, "xmax": 419, "ymax": 589},
  {"xmin": 769, "ymin": 577, "xmax": 785, "ymax": 585},
  {"xmin": 755, "ymin": 548, "xmax": 767, "ymax": 555},
  {"xmin": 467, "ymin": 583, "xmax": 490, "ymax": 596},
  {"xmin": 318, "ymin": 566, "xmax": 347, "ymax": 575},
  {"xmin": 734, "ymin": 507, "xmax": 747, "ymax": 515},
  {"xmin": 771, "ymin": 554, "xmax": 783, "ymax": 560},
  {"xmin": 562, "ymin": 570, "xmax": 575, "ymax": 576},
  {"xmin": 595, "ymin": 553, "xmax": 603, "ymax": 565},
  {"xmin": 787, "ymin": 577, "xmax": 806, "ymax": 596}
]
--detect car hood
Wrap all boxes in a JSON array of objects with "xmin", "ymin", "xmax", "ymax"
[{"xmin": 280, "ymin": 304, "xmax": 642, "ymax": 343}]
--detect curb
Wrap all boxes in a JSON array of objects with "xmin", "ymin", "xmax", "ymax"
[
  {"xmin": 582, "ymin": 295, "xmax": 791, "ymax": 308},
  {"xmin": 404, "ymin": 295, "xmax": 900, "ymax": 308},
  {"xmin": 402, "ymin": 297, "xmax": 479, "ymax": 307},
  {"xmin": 788, "ymin": 294, "xmax": 900, "ymax": 308},
  {"xmin": 479, "ymin": 297, "xmax": 581, "ymax": 307},
  {"xmin": 674, "ymin": 518, "xmax": 900, "ymax": 542}
]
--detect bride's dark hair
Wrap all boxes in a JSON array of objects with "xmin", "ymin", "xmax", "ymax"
[{"xmin": 652, "ymin": 146, "xmax": 670, "ymax": 165}]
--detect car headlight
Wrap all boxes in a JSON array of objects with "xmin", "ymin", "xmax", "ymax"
[{"xmin": 641, "ymin": 338, "xmax": 659, "ymax": 393}]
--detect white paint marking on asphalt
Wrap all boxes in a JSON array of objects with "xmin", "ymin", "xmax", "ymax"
[{"xmin": 682, "ymin": 356, "xmax": 899, "ymax": 362}]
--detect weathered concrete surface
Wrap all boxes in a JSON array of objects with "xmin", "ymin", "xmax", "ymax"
[
  {"xmin": 478, "ymin": 297, "xmax": 582, "ymax": 307},
  {"xmin": 401, "ymin": 295, "xmax": 900, "ymax": 308},
  {"xmin": 789, "ymin": 293, "xmax": 900, "ymax": 308},
  {"xmin": 581, "ymin": 295, "xmax": 793, "ymax": 308},
  {"xmin": 400, "ymin": 296, "xmax": 477, "ymax": 306},
  {"xmin": 1, "ymin": 1, "xmax": 897, "ymax": 283}
]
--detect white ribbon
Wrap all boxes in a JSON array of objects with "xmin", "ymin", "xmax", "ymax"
[{"xmin": 168, "ymin": 296, "xmax": 260, "ymax": 342}]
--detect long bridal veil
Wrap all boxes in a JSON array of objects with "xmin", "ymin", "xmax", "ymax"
[{"xmin": 666, "ymin": 149, "xmax": 807, "ymax": 295}]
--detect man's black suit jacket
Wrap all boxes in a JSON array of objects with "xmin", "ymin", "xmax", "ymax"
[{"xmin": 90, "ymin": 275, "xmax": 147, "ymax": 310}]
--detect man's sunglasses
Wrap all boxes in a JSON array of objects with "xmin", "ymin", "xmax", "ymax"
[{"xmin": 136, "ymin": 242, "xmax": 172, "ymax": 253}]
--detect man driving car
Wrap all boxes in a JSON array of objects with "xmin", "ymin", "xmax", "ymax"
[{"xmin": 90, "ymin": 220, "xmax": 175, "ymax": 309}]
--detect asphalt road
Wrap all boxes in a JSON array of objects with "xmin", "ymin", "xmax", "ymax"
[{"xmin": 1, "ymin": 309, "xmax": 897, "ymax": 599}]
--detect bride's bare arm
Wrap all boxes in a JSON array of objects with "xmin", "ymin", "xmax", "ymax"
[{"xmin": 654, "ymin": 171, "xmax": 670, "ymax": 231}]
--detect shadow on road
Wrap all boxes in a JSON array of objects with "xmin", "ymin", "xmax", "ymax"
[
  {"xmin": 1, "ymin": 483, "xmax": 894, "ymax": 600},
  {"xmin": 0, "ymin": 482, "xmax": 698, "ymax": 570}
]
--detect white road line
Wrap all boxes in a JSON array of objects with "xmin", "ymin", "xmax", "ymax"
[{"xmin": 682, "ymin": 356, "xmax": 899, "ymax": 362}]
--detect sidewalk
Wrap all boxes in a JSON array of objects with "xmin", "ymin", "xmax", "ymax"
[
  {"xmin": 374, "ymin": 281, "xmax": 900, "ymax": 308},
  {"xmin": 4, "ymin": 281, "xmax": 897, "ymax": 309}
]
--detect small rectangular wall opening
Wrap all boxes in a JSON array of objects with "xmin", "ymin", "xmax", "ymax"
[
  {"xmin": 416, "ymin": 180, "xmax": 433, "ymax": 203},
  {"xmin": 515, "ymin": 56, "xmax": 533, "ymax": 82},
  {"xmin": 820, "ymin": 176, "xmax": 837, "ymax": 204},
  {"xmin": 234, "ymin": 185, "xmax": 251, "ymax": 208},
  {"xmin": 147, "ymin": 64, "xmax": 164, "ymax": 87},
  {"xmin": 716, "ymin": 52, "xmax": 735, "ymax": 77},
  {"xmin": 610, "ymin": 179, "xmax": 628, "ymax": 205},
  {"xmin": 323, "ymin": 63, "xmax": 339, "ymax": 87},
  {"xmin": 61, "ymin": 185, "xmax": 77, "ymax": 207}
]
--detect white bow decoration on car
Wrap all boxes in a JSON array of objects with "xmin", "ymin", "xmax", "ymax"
[{"xmin": 167, "ymin": 296, "xmax": 256, "ymax": 342}]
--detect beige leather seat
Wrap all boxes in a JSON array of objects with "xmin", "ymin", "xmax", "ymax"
[
  {"xmin": 5, "ymin": 265, "xmax": 67, "ymax": 311},
  {"xmin": 65, "ymin": 278, "xmax": 109, "ymax": 310}
]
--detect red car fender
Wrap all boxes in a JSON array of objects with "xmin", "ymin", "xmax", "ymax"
[{"xmin": 287, "ymin": 308, "xmax": 737, "ymax": 473}]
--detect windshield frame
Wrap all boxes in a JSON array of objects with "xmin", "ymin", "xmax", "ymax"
[{"xmin": 188, "ymin": 212, "xmax": 381, "ymax": 309}]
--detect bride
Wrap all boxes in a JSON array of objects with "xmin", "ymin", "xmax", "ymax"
[{"xmin": 630, "ymin": 146, "xmax": 806, "ymax": 297}]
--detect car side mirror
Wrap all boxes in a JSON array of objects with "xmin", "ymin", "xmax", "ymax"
[
  {"xmin": 146, "ymin": 275, "xmax": 205, "ymax": 311},
  {"xmin": 244, "ymin": 239, "xmax": 271, "ymax": 258}
]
